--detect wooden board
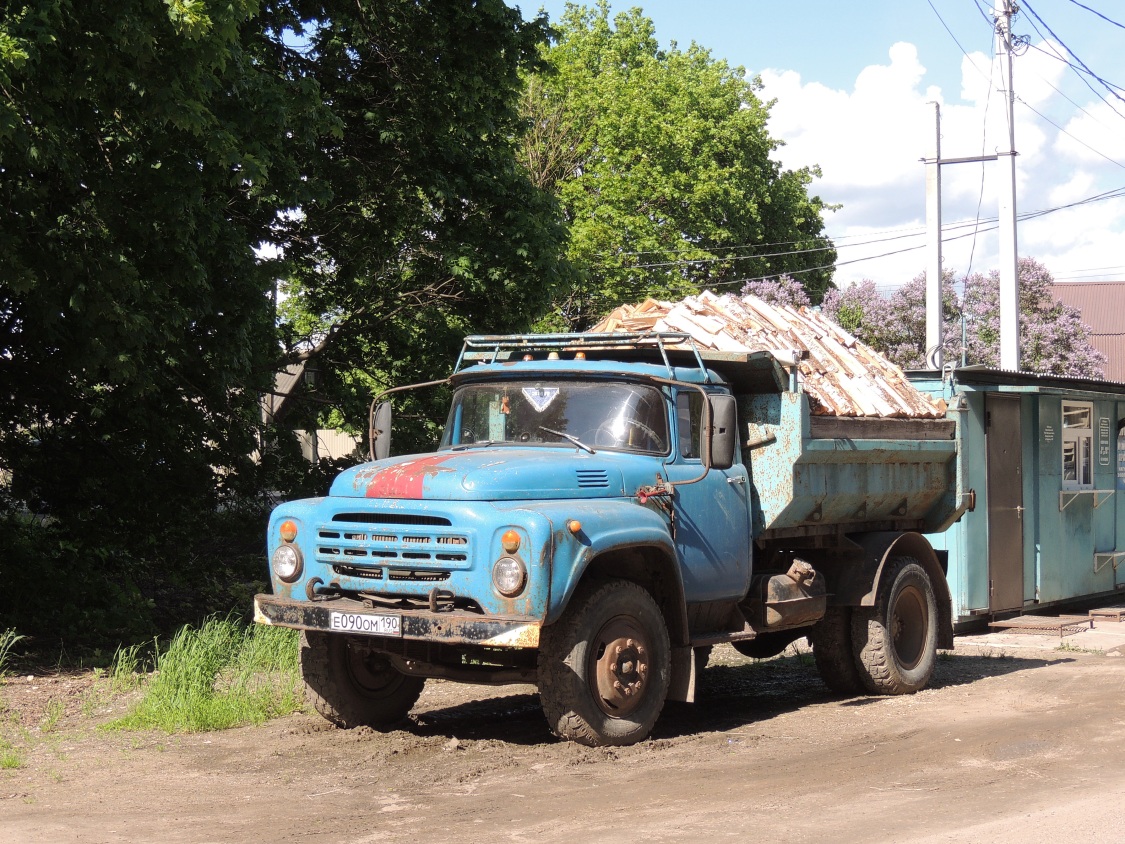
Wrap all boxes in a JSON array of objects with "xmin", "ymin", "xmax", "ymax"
[{"xmin": 589, "ymin": 291, "xmax": 947, "ymax": 418}]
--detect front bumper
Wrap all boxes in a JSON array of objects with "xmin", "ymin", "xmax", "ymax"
[{"xmin": 253, "ymin": 594, "xmax": 541, "ymax": 648}]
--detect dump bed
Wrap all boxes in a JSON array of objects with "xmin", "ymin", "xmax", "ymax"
[{"xmin": 741, "ymin": 390, "xmax": 966, "ymax": 539}]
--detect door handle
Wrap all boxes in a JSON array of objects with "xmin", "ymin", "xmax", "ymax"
[{"xmin": 727, "ymin": 476, "xmax": 745, "ymax": 485}]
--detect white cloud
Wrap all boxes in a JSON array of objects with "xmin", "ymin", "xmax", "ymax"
[{"xmin": 758, "ymin": 38, "xmax": 1125, "ymax": 289}]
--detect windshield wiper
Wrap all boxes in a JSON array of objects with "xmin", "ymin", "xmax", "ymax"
[
  {"xmin": 449, "ymin": 440, "xmax": 496, "ymax": 451},
  {"xmin": 538, "ymin": 426, "xmax": 596, "ymax": 455}
]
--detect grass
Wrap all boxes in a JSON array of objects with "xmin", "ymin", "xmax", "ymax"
[
  {"xmin": 0, "ymin": 628, "xmax": 26, "ymax": 676},
  {"xmin": 39, "ymin": 699, "xmax": 65, "ymax": 734},
  {"xmin": 0, "ymin": 740, "xmax": 21, "ymax": 769},
  {"xmin": 1056, "ymin": 642, "xmax": 1104, "ymax": 655},
  {"xmin": 107, "ymin": 616, "xmax": 303, "ymax": 733}
]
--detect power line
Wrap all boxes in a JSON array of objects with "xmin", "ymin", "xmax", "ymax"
[
  {"xmin": 1064, "ymin": 0, "xmax": 1125, "ymax": 32},
  {"xmin": 1022, "ymin": 0, "xmax": 1125, "ymax": 108},
  {"xmin": 1016, "ymin": 98, "xmax": 1125, "ymax": 170},
  {"xmin": 595, "ymin": 182, "xmax": 1125, "ymax": 273}
]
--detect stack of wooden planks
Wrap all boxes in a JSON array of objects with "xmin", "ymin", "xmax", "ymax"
[{"xmin": 589, "ymin": 290, "xmax": 945, "ymax": 418}]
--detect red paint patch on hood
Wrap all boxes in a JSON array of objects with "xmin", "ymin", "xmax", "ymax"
[{"xmin": 364, "ymin": 454, "xmax": 457, "ymax": 499}]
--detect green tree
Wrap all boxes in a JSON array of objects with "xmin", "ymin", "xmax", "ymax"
[
  {"xmin": 274, "ymin": 0, "xmax": 573, "ymax": 450},
  {"xmin": 0, "ymin": 0, "xmax": 332, "ymax": 639},
  {"xmin": 1, "ymin": 1, "xmax": 573, "ymax": 642},
  {"xmin": 523, "ymin": 2, "xmax": 836, "ymax": 329}
]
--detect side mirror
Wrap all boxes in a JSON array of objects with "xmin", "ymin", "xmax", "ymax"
[
  {"xmin": 706, "ymin": 394, "xmax": 737, "ymax": 470},
  {"xmin": 371, "ymin": 401, "xmax": 392, "ymax": 461}
]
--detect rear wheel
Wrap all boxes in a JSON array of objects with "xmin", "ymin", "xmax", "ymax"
[
  {"xmin": 810, "ymin": 607, "xmax": 864, "ymax": 693},
  {"xmin": 851, "ymin": 558, "xmax": 938, "ymax": 695},
  {"xmin": 300, "ymin": 631, "xmax": 425, "ymax": 728},
  {"xmin": 538, "ymin": 579, "xmax": 671, "ymax": 747}
]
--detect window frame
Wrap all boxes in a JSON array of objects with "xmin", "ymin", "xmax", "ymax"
[{"xmin": 1061, "ymin": 400, "xmax": 1094, "ymax": 490}]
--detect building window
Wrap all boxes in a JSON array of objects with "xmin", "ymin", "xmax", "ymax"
[{"xmin": 1062, "ymin": 402, "xmax": 1093, "ymax": 489}]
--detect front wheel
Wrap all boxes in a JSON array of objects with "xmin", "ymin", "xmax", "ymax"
[
  {"xmin": 851, "ymin": 558, "xmax": 938, "ymax": 695},
  {"xmin": 300, "ymin": 631, "xmax": 425, "ymax": 729},
  {"xmin": 538, "ymin": 579, "xmax": 671, "ymax": 747}
]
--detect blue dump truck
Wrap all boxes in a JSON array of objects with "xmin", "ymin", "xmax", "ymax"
[{"xmin": 254, "ymin": 332, "xmax": 971, "ymax": 746}]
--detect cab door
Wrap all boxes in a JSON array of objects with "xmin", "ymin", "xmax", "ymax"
[{"xmin": 664, "ymin": 389, "xmax": 752, "ymax": 603}]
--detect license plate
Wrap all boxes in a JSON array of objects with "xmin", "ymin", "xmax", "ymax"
[{"xmin": 328, "ymin": 611, "xmax": 402, "ymax": 637}]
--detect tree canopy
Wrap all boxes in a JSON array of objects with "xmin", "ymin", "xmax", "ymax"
[
  {"xmin": 522, "ymin": 2, "xmax": 836, "ymax": 329},
  {"xmin": 274, "ymin": 0, "xmax": 573, "ymax": 445},
  {"xmin": 0, "ymin": 0, "xmax": 331, "ymax": 523},
  {"xmin": 0, "ymin": 0, "xmax": 567, "ymax": 641}
]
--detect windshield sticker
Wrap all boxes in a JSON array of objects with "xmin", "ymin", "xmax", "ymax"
[{"xmin": 523, "ymin": 386, "xmax": 560, "ymax": 413}]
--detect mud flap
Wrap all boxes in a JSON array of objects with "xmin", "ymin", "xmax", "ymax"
[{"xmin": 666, "ymin": 645, "xmax": 697, "ymax": 703}]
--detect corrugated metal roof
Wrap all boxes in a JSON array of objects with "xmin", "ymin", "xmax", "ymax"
[{"xmin": 1051, "ymin": 282, "xmax": 1125, "ymax": 382}]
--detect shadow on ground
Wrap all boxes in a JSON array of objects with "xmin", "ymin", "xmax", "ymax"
[{"xmin": 399, "ymin": 647, "xmax": 1065, "ymax": 746}]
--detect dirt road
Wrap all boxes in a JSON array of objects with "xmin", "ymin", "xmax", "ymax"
[{"xmin": 3, "ymin": 640, "xmax": 1125, "ymax": 843}]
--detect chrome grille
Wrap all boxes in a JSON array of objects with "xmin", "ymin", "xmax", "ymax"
[{"xmin": 317, "ymin": 512, "xmax": 472, "ymax": 570}]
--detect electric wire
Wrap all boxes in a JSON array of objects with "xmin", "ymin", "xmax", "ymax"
[
  {"xmin": 1064, "ymin": 0, "xmax": 1125, "ymax": 33},
  {"xmin": 966, "ymin": 4, "xmax": 998, "ymax": 287},
  {"xmin": 593, "ymin": 183, "xmax": 1125, "ymax": 273},
  {"xmin": 1022, "ymin": 0, "xmax": 1125, "ymax": 107},
  {"xmin": 1016, "ymin": 97, "xmax": 1125, "ymax": 170}
]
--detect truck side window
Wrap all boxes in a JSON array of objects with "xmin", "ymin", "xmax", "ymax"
[
  {"xmin": 676, "ymin": 391, "xmax": 704, "ymax": 460},
  {"xmin": 1062, "ymin": 401, "xmax": 1093, "ymax": 489}
]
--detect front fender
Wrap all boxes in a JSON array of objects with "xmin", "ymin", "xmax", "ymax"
[{"xmin": 507, "ymin": 498, "xmax": 678, "ymax": 626}]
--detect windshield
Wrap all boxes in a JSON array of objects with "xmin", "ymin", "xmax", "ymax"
[{"xmin": 440, "ymin": 380, "xmax": 669, "ymax": 454}]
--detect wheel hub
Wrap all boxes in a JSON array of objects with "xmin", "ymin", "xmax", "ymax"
[
  {"xmin": 891, "ymin": 584, "xmax": 927, "ymax": 671},
  {"xmin": 590, "ymin": 618, "xmax": 650, "ymax": 717},
  {"xmin": 346, "ymin": 643, "xmax": 400, "ymax": 696}
]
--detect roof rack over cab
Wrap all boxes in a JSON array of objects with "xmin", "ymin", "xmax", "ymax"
[{"xmin": 455, "ymin": 331, "xmax": 713, "ymax": 382}]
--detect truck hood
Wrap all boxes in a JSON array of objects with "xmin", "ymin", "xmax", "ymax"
[{"xmin": 330, "ymin": 448, "xmax": 640, "ymax": 501}]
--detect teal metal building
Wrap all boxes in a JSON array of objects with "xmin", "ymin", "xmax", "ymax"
[{"xmin": 909, "ymin": 367, "xmax": 1125, "ymax": 626}]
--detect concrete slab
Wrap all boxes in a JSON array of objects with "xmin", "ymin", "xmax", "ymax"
[{"xmin": 955, "ymin": 617, "xmax": 1125, "ymax": 655}]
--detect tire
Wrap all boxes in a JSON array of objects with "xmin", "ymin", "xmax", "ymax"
[
  {"xmin": 300, "ymin": 631, "xmax": 425, "ymax": 729},
  {"xmin": 538, "ymin": 579, "xmax": 671, "ymax": 747},
  {"xmin": 809, "ymin": 607, "xmax": 864, "ymax": 694},
  {"xmin": 851, "ymin": 557, "xmax": 938, "ymax": 695}
]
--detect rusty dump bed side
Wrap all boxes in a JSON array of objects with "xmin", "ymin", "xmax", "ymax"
[{"xmin": 743, "ymin": 391, "xmax": 967, "ymax": 540}]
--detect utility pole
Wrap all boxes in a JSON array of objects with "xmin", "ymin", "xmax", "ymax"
[
  {"xmin": 994, "ymin": 0, "xmax": 1020, "ymax": 370},
  {"xmin": 925, "ymin": 102, "xmax": 943, "ymax": 369}
]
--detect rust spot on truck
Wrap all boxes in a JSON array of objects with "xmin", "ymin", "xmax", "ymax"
[{"xmin": 356, "ymin": 455, "xmax": 458, "ymax": 499}]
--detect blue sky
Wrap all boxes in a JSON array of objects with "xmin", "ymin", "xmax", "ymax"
[{"xmin": 523, "ymin": 1, "xmax": 1125, "ymax": 288}]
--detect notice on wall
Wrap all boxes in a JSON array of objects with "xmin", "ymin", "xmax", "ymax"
[
  {"xmin": 1100, "ymin": 417, "xmax": 1112, "ymax": 466},
  {"xmin": 1043, "ymin": 424, "xmax": 1055, "ymax": 443},
  {"xmin": 1119, "ymin": 431, "xmax": 1125, "ymax": 490}
]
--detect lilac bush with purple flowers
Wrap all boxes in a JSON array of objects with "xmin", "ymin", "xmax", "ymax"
[{"xmin": 749, "ymin": 257, "xmax": 1106, "ymax": 378}]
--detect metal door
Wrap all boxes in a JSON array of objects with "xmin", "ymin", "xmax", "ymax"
[
  {"xmin": 986, "ymin": 395, "xmax": 1024, "ymax": 612},
  {"xmin": 665, "ymin": 389, "xmax": 752, "ymax": 603}
]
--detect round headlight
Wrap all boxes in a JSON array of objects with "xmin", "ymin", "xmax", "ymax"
[
  {"xmin": 492, "ymin": 557, "xmax": 527, "ymax": 597},
  {"xmin": 272, "ymin": 543, "xmax": 303, "ymax": 582}
]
